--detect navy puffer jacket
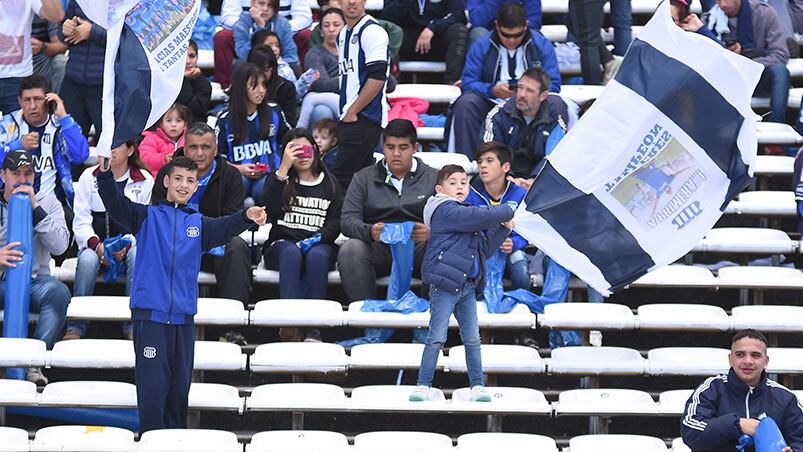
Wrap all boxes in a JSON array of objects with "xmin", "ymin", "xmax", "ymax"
[{"xmin": 59, "ymin": 0, "xmax": 106, "ymax": 86}]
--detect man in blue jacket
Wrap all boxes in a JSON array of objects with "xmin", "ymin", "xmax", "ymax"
[
  {"xmin": 447, "ymin": 2, "xmax": 560, "ymax": 159},
  {"xmin": 681, "ymin": 329, "xmax": 803, "ymax": 452},
  {"xmin": 483, "ymin": 66, "xmax": 569, "ymax": 190},
  {"xmin": 97, "ymin": 155, "xmax": 267, "ymax": 433}
]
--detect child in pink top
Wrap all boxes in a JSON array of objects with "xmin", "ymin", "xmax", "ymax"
[{"xmin": 139, "ymin": 103, "xmax": 190, "ymax": 176}]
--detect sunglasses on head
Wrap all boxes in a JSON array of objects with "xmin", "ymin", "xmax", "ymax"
[{"xmin": 498, "ymin": 28, "xmax": 526, "ymax": 39}]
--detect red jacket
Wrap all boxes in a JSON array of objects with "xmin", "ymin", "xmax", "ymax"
[{"xmin": 139, "ymin": 127, "xmax": 185, "ymax": 177}]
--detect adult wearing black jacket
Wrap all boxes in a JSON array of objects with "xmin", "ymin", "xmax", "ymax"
[
  {"xmin": 681, "ymin": 329, "xmax": 803, "ymax": 452},
  {"xmin": 337, "ymin": 119, "xmax": 438, "ymax": 302},
  {"xmin": 151, "ymin": 123, "xmax": 252, "ymax": 344},
  {"xmin": 381, "ymin": 0, "xmax": 468, "ymax": 84}
]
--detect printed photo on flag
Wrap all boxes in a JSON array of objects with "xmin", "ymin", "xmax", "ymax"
[{"xmin": 512, "ymin": 1, "xmax": 764, "ymax": 296}]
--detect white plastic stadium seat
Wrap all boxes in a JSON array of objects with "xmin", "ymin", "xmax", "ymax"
[
  {"xmin": 246, "ymin": 430, "xmax": 350, "ymax": 452},
  {"xmin": 755, "ymin": 121, "xmax": 803, "ymax": 145},
  {"xmin": 637, "ymin": 304, "xmax": 731, "ymax": 331},
  {"xmin": 731, "ymin": 305, "xmax": 803, "ymax": 332},
  {"xmin": 415, "ymin": 151, "xmax": 474, "ymax": 172},
  {"xmin": 697, "ymin": 228, "xmax": 796, "ymax": 254},
  {"xmin": 0, "ymin": 427, "xmax": 29, "ymax": 452},
  {"xmin": 39, "ymin": 381, "xmax": 136, "ymax": 408},
  {"xmin": 210, "ymin": 82, "xmax": 227, "ymax": 102},
  {"xmin": 197, "ymin": 49, "xmax": 214, "ymax": 70},
  {"xmin": 457, "ymin": 432, "xmax": 558, "ymax": 451},
  {"xmin": 349, "ymin": 343, "xmax": 442, "ymax": 370},
  {"xmin": 553, "ymin": 388, "xmax": 658, "ymax": 416},
  {"xmin": 250, "ymin": 343, "xmax": 348, "ymax": 374},
  {"xmin": 397, "ymin": 61, "xmax": 446, "ymax": 73},
  {"xmin": 717, "ymin": 266, "xmax": 803, "ymax": 290},
  {"xmin": 450, "ymin": 387, "xmax": 551, "ymax": 415},
  {"xmin": 0, "ymin": 379, "xmax": 38, "ymax": 406},
  {"xmin": 449, "ymin": 345, "xmax": 545, "ymax": 374},
  {"xmin": 67, "ymin": 296, "xmax": 129, "ymax": 321},
  {"xmin": 558, "ymin": 85, "xmax": 606, "ymax": 106},
  {"xmin": 194, "ymin": 341, "xmax": 246, "ymax": 370},
  {"xmin": 754, "ymin": 155, "xmax": 794, "ymax": 176},
  {"xmin": 476, "ymin": 302, "xmax": 535, "ymax": 329},
  {"xmin": 196, "ymin": 298, "xmax": 249, "ymax": 326},
  {"xmin": 388, "ymin": 84, "xmax": 461, "ymax": 104},
  {"xmin": 788, "ymin": 58, "xmax": 803, "ymax": 77},
  {"xmin": 346, "ymin": 301, "xmax": 430, "ymax": 328},
  {"xmin": 416, "ymin": 127, "xmax": 445, "ymax": 141},
  {"xmin": 549, "ymin": 346, "xmax": 645, "ymax": 375},
  {"xmin": 539, "ymin": 303, "xmax": 635, "ymax": 330},
  {"xmin": 247, "ymin": 383, "xmax": 347, "ymax": 412},
  {"xmin": 647, "ymin": 348, "xmax": 729, "ymax": 376},
  {"xmin": 138, "ymin": 429, "xmax": 241, "ymax": 452},
  {"xmin": 32, "ymin": 425, "xmax": 135, "ymax": 452},
  {"xmin": 50, "ymin": 339, "xmax": 134, "ymax": 368},
  {"xmin": 251, "ymin": 299, "xmax": 345, "ymax": 327},
  {"xmin": 189, "ymin": 383, "xmax": 243, "ymax": 411},
  {"xmin": 353, "ymin": 431, "xmax": 454, "ymax": 452},
  {"xmin": 658, "ymin": 390, "xmax": 694, "ymax": 416},
  {"xmin": 630, "ymin": 265, "xmax": 718, "ymax": 288},
  {"xmin": 350, "ymin": 385, "xmax": 446, "ymax": 411},
  {"xmin": 734, "ymin": 191, "xmax": 796, "ymax": 216},
  {"xmin": 672, "ymin": 437, "xmax": 692, "ymax": 452},
  {"xmin": 766, "ymin": 348, "xmax": 803, "ymax": 374},
  {"xmin": 568, "ymin": 434, "xmax": 670, "ymax": 452},
  {"xmin": 0, "ymin": 337, "xmax": 47, "ymax": 367}
]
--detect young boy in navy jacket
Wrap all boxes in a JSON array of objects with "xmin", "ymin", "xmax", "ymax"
[
  {"xmin": 96, "ymin": 156, "xmax": 267, "ymax": 433},
  {"xmin": 410, "ymin": 164, "xmax": 515, "ymax": 402}
]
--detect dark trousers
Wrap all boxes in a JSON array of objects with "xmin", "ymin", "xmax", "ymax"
[
  {"xmin": 332, "ymin": 116, "xmax": 382, "ymax": 192},
  {"xmin": 59, "ymin": 77, "xmax": 102, "ymax": 137},
  {"xmin": 264, "ymin": 240, "xmax": 335, "ymax": 299},
  {"xmin": 336, "ymin": 238, "xmax": 427, "ymax": 302},
  {"xmin": 399, "ymin": 23, "xmax": 468, "ymax": 84},
  {"xmin": 569, "ymin": 0, "xmax": 608, "ymax": 85},
  {"xmin": 133, "ymin": 319, "xmax": 194, "ymax": 434},
  {"xmin": 200, "ymin": 236, "xmax": 252, "ymax": 306},
  {"xmin": 447, "ymin": 93, "xmax": 495, "ymax": 159},
  {"xmin": 0, "ymin": 77, "xmax": 22, "ymax": 116}
]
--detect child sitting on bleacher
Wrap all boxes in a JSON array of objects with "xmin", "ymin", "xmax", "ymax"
[
  {"xmin": 410, "ymin": 165, "xmax": 515, "ymax": 402},
  {"xmin": 139, "ymin": 103, "xmax": 189, "ymax": 177},
  {"xmin": 312, "ymin": 118, "xmax": 338, "ymax": 169}
]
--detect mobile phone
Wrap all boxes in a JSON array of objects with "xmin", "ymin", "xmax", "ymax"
[
  {"xmin": 300, "ymin": 145, "xmax": 314, "ymax": 159},
  {"xmin": 508, "ymin": 80, "xmax": 518, "ymax": 90},
  {"xmin": 47, "ymin": 100, "xmax": 56, "ymax": 115},
  {"xmin": 254, "ymin": 163, "xmax": 269, "ymax": 172}
]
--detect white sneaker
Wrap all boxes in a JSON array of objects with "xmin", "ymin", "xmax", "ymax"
[
  {"xmin": 589, "ymin": 330, "xmax": 603, "ymax": 347},
  {"xmin": 469, "ymin": 385, "xmax": 492, "ymax": 402},
  {"xmin": 409, "ymin": 385, "xmax": 432, "ymax": 402},
  {"xmin": 25, "ymin": 367, "xmax": 48, "ymax": 386}
]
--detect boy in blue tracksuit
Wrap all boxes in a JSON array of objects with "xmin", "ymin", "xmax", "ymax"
[
  {"xmin": 410, "ymin": 164, "xmax": 515, "ymax": 403},
  {"xmin": 465, "ymin": 142, "xmax": 529, "ymax": 290},
  {"xmin": 96, "ymin": 156, "xmax": 267, "ymax": 433}
]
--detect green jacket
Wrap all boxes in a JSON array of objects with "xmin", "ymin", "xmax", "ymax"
[{"xmin": 310, "ymin": 18, "xmax": 403, "ymax": 59}]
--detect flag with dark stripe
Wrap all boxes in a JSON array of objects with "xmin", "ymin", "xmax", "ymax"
[
  {"xmin": 512, "ymin": 2, "xmax": 763, "ymax": 295},
  {"xmin": 76, "ymin": 0, "xmax": 201, "ymax": 157}
]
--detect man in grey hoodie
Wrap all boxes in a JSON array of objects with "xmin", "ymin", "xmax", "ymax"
[{"xmin": 0, "ymin": 150, "xmax": 70, "ymax": 385}]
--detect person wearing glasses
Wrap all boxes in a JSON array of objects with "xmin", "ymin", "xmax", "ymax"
[{"xmin": 446, "ymin": 2, "xmax": 560, "ymax": 159}]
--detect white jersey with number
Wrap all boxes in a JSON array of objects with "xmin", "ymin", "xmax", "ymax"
[{"xmin": 337, "ymin": 14, "xmax": 389, "ymax": 127}]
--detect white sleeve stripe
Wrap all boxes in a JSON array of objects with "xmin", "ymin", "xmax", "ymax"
[
  {"xmin": 683, "ymin": 375, "xmax": 726, "ymax": 431},
  {"xmin": 483, "ymin": 105, "xmax": 502, "ymax": 143}
]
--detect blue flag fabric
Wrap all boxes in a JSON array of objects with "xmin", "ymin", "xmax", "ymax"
[{"xmin": 102, "ymin": 235, "xmax": 133, "ymax": 284}]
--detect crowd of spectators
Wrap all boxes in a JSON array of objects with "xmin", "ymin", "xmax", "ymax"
[{"xmin": 1, "ymin": 0, "xmax": 802, "ymax": 385}]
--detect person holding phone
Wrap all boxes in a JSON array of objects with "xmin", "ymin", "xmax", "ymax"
[
  {"xmin": 215, "ymin": 62, "xmax": 291, "ymax": 199},
  {"xmin": 257, "ymin": 128, "xmax": 342, "ymax": 342},
  {"xmin": 0, "ymin": 74, "xmax": 89, "ymax": 209}
]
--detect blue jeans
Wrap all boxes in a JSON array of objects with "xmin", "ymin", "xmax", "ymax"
[
  {"xmin": 755, "ymin": 63, "xmax": 791, "ymax": 124},
  {"xmin": 67, "ymin": 247, "xmax": 136, "ymax": 336},
  {"xmin": 417, "ymin": 282, "xmax": 483, "ymax": 387},
  {"xmin": 507, "ymin": 250, "xmax": 531, "ymax": 290},
  {"xmin": 0, "ymin": 77, "xmax": 22, "ymax": 116},
  {"xmin": 242, "ymin": 175, "xmax": 267, "ymax": 200},
  {"xmin": 0, "ymin": 275, "xmax": 70, "ymax": 349},
  {"xmin": 264, "ymin": 240, "xmax": 335, "ymax": 299},
  {"xmin": 608, "ymin": 0, "xmax": 632, "ymax": 56}
]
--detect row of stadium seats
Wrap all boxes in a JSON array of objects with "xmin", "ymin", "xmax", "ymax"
[
  {"xmin": 54, "ymin": 295, "xmax": 803, "ymax": 332},
  {"xmin": 4, "ymin": 338, "xmax": 803, "ymax": 376},
  {"xmin": 0, "ymin": 425, "xmax": 692, "ymax": 452},
  {"xmin": 1, "ymin": 379, "xmax": 792, "ymax": 419}
]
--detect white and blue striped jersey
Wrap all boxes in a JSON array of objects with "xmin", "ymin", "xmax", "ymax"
[{"xmin": 337, "ymin": 14, "xmax": 389, "ymax": 127}]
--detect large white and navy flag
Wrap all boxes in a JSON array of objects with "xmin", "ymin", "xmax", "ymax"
[
  {"xmin": 76, "ymin": 0, "xmax": 201, "ymax": 157},
  {"xmin": 512, "ymin": 2, "xmax": 763, "ymax": 296}
]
